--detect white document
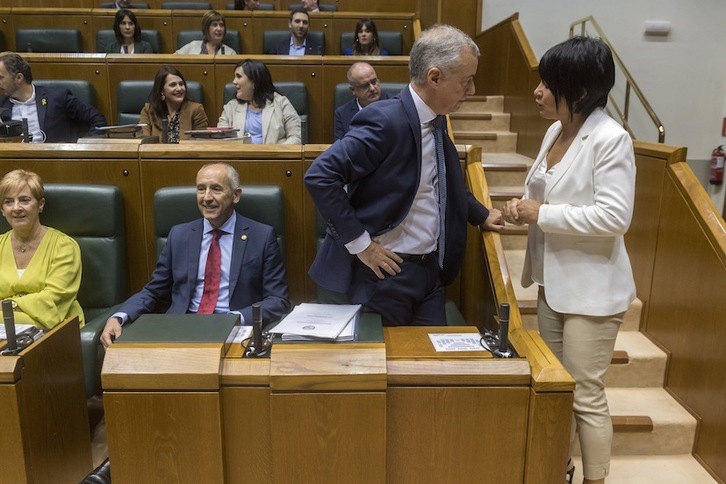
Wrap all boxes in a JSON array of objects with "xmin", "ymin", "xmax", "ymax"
[
  {"xmin": 231, "ymin": 325, "xmax": 253, "ymax": 344},
  {"xmin": 281, "ymin": 314, "xmax": 358, "ymax": 342},
  {"xmin": 272, "ymin": 303, "xmax": 361, "ymax": 341},
  {"xmin": 428, "ymin": 333, "xmax": 486, "ymax": 352},
  {"xmin": 0, "ymin": 324, "xmax": 35, "ymax": 340}
]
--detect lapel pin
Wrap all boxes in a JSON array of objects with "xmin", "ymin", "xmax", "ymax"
[{"xmin": 241, "ymin": 234, "xmax": 247, "ymax": 241}]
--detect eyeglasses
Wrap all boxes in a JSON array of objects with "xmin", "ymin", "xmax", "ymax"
[{"xmin": 350, "ymin": 78, "xmax": 378, "ymax": 91}]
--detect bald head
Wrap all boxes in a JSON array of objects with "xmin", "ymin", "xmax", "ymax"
[{"xmin": 347, "ymin": 62, "xmax": 381, "ymax": 108}]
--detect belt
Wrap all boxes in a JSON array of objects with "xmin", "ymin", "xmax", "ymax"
[{"xmin": 396, "ymin": 252, "xmax": 435, "ymax": 263}]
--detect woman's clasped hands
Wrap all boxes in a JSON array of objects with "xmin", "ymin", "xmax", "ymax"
[{"xmin": 502, "ymin": 198, "xmax": 541, "ymax": 226}]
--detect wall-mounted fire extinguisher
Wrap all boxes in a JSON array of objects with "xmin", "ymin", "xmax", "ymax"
[{"xmin": 711, "ymin": 145, "xmax": 725, "ymax": 185}]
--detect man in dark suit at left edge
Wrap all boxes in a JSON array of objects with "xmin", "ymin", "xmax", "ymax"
[
  {"xmin": 0, "ymin": 52, "xmax": 107, "ymax": 143},
  {"xmin": 101, "ymin": 163, "xmax": 291, "ymax": 347}
]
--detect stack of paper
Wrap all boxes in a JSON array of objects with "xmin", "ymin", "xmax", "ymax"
[
  {"xmin": 97, "ymin": 124, "xmax": 147, "ymax": 138},
  {"xmin": 271, "ymin": 303, "xmax": 361, "ymax": 342}
]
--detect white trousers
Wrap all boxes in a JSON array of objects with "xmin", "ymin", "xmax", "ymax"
[{"xmin": 538, "ymin": 287, "xmax": 623, "ymax": 480}]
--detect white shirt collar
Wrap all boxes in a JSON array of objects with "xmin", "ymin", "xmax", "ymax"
[
  {"xmin": 408, "ymin": 84, "xmax": 436, "ymax": 126},
  {"xmin": 8, "ymin": 84, "xmax": 36, "ymax": 106}
]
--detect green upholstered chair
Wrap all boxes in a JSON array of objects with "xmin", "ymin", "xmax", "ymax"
[
  {"xmin": 15, "ymin": 29, "xmax": 83, "ymax": 53},
  {"xmin": 176, "ymin": 29, "xmax": 241, "ymax": 54},
  {"xmin": 0, "ymin": 184, "xmax": 127, "ymax": 398},
  {"xmin": 161, "ymin": 1, "xmax": 212, "ymax": 9},
  {"xmin": 339, "ymin": 30, "xmax": 403, "ymax": 55},
  {"xmin": 263, "ymin": 29, "xmax": 324, "ymax": 55},
  {"xmin": 153, "ymin": 185, "xmax": 285, "ymax": 258},
  {"xmin": 100, "ymin": 2, "xmax": 150, "ymax": 8},
  {"xmin": 288, "ymin": 3, "xmax": 336, "ymax": 11},
  {"xmin": 333, "ymin": 82, "xmax": 407, "ymax": 110},
  {"xmin": 226, "ymin": 2, "xmax": 274, "ymax": 9},
  {"xmin": 95, "ymin": 29, "xmax": 162, "ymax": 53},
  {"xmin": 116, "ymin": 80, "xmax": 203, "ymax": 125},
  {"xmin": 222, "ymin": 81, "xmax": 309, "ymax": 143},
  {"xmin": 34, "ymin": 79, "xmax": 96, "ymax": 108}
]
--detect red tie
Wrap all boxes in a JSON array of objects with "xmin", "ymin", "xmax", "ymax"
[{"xmin": 198, "ymin": 229, "xmax": 223, "ymax": 314}]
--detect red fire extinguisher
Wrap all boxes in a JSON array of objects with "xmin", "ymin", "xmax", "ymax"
[{"xmin": 711, "ymin": 145, "xmax": 725, "ymax": 185}]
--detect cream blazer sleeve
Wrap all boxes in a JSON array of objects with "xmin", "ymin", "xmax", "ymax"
[{"xmin": 522, "ymin": 109, "xmax": 636, "ymax": 316}]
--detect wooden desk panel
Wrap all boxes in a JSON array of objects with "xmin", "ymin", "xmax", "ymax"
[
  {"xmin": 271, "ymin": 392, "xmax": 386, "ymax": 484},
  {"xmin": 105, "ymin": 391, "xmax": 225, "ymax": 483},
  {"xmin": 0, "ymin": 318, "xmax": 92, "ymax": 483},
  {"xmin": 387, "ymin": 386, "xmax": 529, "ymax": 484}
]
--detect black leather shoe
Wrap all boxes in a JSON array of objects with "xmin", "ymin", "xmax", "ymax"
[{"xmin": 79, "ymin": 458, "xmax": 111, "ymax": 484}]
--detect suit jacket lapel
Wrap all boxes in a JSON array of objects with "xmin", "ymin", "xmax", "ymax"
[
  {"xmin": 35, "ymin": 85, "xmax": 48, "ymax": 132},
  {"xmin": 400, "ymin": 87, "xmax": 422, "ymax": 177},
  {"xmin": 187, "ymin": 220, "xmax": 204, "ymax": 305},
  {"xmin": 229, "ymin": 213, "xmax": 248, "ymax": 296}
]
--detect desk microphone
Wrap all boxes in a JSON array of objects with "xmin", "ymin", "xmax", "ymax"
[
  {"xmin": 498, "ymin": 303, "xmax": 510, "ymax": 355},
  {"xmin": 2, "ymin": 300, "xmax": 19, "ymax": 356},
  {"xmin": 251, "ymin": 302, "xmax": 262, "ymax": 356}
]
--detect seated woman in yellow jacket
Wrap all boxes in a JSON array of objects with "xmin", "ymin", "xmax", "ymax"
[
  {"xmin": 0, "ymin": 169, "xmax": 84, "ymax": 329},
  {"xmin": 217, "ymin": 59, "xmax": 301, "ymax": 144},
  {"xmin": 140, "ymin": 65, "xmax": 208, "ymax": 142}
]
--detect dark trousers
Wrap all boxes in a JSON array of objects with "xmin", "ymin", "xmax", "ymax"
[{"xmin": 348, "ymin": 254, "xmax": 446, "ymax": 326}]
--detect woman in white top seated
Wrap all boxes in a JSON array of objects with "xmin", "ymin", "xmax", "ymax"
[
  {"xmin": 175, "ymin": 10, "xmax": 237, "ymax": 55},
  {"xmin": 218, "ymin": 59, "xmax": 301, "ymax": 144}
]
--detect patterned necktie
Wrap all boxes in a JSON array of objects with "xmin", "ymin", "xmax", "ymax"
[
  {"xmin": 432, "ymin": 115, "xmax": 447, "ymax": 269},
  {"xmin": 198, "ymin": 228, "xmax": 223, "ymax": 314}
]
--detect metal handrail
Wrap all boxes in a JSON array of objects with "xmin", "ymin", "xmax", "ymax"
[{"xmin": 570, "ymin": 16, "xmax": 665, "ymax": 143}]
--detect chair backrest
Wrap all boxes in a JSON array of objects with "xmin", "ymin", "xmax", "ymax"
[
  {"xmin": 34, "ymin": 79, "xmax": 96, "ymax": 108},
  {"xmin": 161, "ymin": 1, "xmax": 212, "ymax": 9},
  {"xmin": 116, "ymin": 80, "xmax": 203, "ymax": 125},
  {"xmin": 226, "ymin": 1, "xmax": 274, "ymax": 9},
  {"xmin": 339, "ymin": 31, "xmax": 403, "ymax": 55},
  {"xmin": 333, "ymin": 82, "xmax": 407, "ymax": 110},
  {"xmin": 100, "ymin": 2, "xmax": 150, "ymax": 8},
  {"xmin": 263, "ymin": 30, "xmax": 324, "ymax": 55},
  {"xmin": 153, "ymin": 185, "xmax": 285, "ymax": 257},
  {"xmin": 96, "ymin": 29, "xmax": 162, "ymax": 53},
  {"xmin": 176, "ymin": 29, "xmax": 241, "ymax": 54},
  {"xmin": 288, "ymin": 3, "xmax": 336, "ymax": 11},
  {"xmin": 222, "ymin": 81, "xmax": 308, "ymax": 143},
  {"xmin": 15, "ymin": 29, "xmax": 82, "ymax": 53},
  {"xmin": 0, "ymin": 30, "xmax": 5, "ymax": 52}
]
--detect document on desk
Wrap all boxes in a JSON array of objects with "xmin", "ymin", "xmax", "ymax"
[
  {"xmin": 0, "ymin": 324, "xmax": 35, "ymax": 340},
  {"xmin": 429, "ymin": 333, "xmax": 486, "ymax": 352},
  {"xmin": 271, "ymin": 303, "xmax": 361, "ymax": 341}
]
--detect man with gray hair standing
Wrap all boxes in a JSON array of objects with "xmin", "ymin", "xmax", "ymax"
[{"xmin": 305, "ymin": 25, "xmax": 503, "ymax": 326}]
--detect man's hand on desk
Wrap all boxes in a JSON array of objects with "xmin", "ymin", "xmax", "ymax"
[
  {"xmin": 101, "ymin": 317, "xmax": 123, "ymax": 348},
  {"xmin": 357, "ymin": 241, "xmax": 403, "ymax": 279}
]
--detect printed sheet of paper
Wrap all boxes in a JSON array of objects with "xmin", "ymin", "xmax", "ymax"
[{"xmin": 428, "ymin": 333, "xmax": 485, "ymax": 352}]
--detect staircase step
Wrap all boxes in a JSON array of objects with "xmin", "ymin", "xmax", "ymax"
[
  {"xmin": 500, "ymin": 224, "xmax": 528, "ymax": 250},
  {"xmin": 489, "ymin": 186, "xmax": 525, "ymax": 201},
  {"xmin": 571, "ymin": 454, "xmax": 718, "ymax": 483},
  {"xmin": 606, "ymin": 387, "xmax": 696, "ymax": 455},
  {"xmin": 455, "ymin": 131, "xmax": 517, "ymax": 152},
  {"xmin": 457, "ymin": 95, "xmax": 503, "ymax": 113},
  {"xmin": 606, "ymin": 331, "xmax": 666, "ymax": 387},
  {"xmin": 450, "ymin": 112, "xmax": 511, "ymax": 131}
]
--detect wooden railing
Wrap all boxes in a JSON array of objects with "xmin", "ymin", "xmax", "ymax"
[{"xmin": 627, "ymin": 141, "xmax": 726, "ymax": 482}]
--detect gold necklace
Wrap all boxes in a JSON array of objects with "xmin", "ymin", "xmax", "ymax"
[{"xmin": 13, "ymin": 227, "xmax": 42, "ymax": 254}]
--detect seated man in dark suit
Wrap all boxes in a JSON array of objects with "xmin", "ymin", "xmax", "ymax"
[
  {"xmin": 266, "ymin": 10, "xmax": 324, "ymax": 55},
  {"xmin": 334, "ymin": 62, "xmax": 389, "ymax": 141},
  {"xmin": 100, "ymin": 163, "xmax": 290, "ymax": 347},
  {"xmin": 0, "ymin": 52, "xmax": 107, "ymax": 143}
]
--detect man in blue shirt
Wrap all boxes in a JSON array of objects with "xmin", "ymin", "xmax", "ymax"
[{"xmin": 266, "ymin": 10, "xmax": 324, "ymax": 55}]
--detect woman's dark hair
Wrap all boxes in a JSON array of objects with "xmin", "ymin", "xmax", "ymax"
[
  {"xmin": 113, "ymin": 8, "xmax": 142, "ymax": 43},
  {"xmin": 352, "ymin": 18, "xmax": 381, "ymax": 56},
  {"xmin": 236, "ymin": 59, "xmax": 277, "ymax": 108},
  {"xmin": 148, "ymin": 65, "xmax": 188, "ymax": 120},
  {"xmin": 538, "ymin": 36, "xmax": 615, "ymax": 118},
  {"xmin": 202, "ymin": 10, "xmax": 226, "ymax": 43}
]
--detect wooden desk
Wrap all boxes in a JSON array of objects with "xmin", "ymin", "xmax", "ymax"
[{"xmin": 0, "ymin": 317, "xmax": 92, "ymax": 483}]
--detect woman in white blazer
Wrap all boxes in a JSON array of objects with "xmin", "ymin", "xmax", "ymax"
[
  {"xmin": 217, "ymin": 59, "xmax": 301, "ymax": 144},
  {"xmin": 504, "ymin": 37, "xmax": 636, "ymax": 484}
]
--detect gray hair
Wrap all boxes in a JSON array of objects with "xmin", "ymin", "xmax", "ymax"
[
  {"xmin": 200, "ymin": 163, "xmax": 241, "ymax": 191},
  {"xmin": 409, "ymin": 24, "xmax": 479, "ymax": 85}
]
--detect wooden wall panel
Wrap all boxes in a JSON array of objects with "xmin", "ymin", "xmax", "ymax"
[{"xmin": 9, "ymin": 8, "xmax": 95, "ymax": 53}]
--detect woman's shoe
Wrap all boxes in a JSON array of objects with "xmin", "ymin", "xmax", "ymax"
[{"xmin": 565, "ymin": 458, "xmax": 575, "ymax": 484}]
